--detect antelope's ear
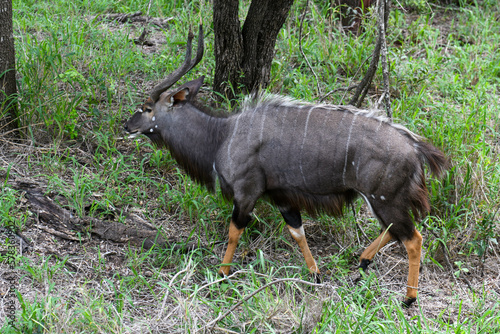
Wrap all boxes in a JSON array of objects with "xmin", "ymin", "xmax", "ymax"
[
  {"xmin": 181, "ymin": 76, "xmax": 204, "ymax": 100},
  {"xmin": 160, "ymin": 76, "xmax": 205, "ymax": 106}
]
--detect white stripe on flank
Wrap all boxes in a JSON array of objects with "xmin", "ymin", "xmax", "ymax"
[
  {"xmin": 227, "ymin": 115, "xmax": 241, "ymax": 174},
  {"xmin": 359, "ymin": 192, "xmax": 376, "ymax": 217},
  {"xmin": 299, "ymin": 106, "xmax": 316, "ymax": 184},
  {"xmin": 259, "ymin": 110, "xmax": 267, "ymax": 143},
  {"xmin": 342, "ymin": 115, "xmax": 357, "ymax": 185},
  {"xmin": 247, "ymin": 107, "xmax": 258, "ymax": 151},
  {"xmin": 376, "ymin": 119, "xmax": 383, "ymax": 132},
  {"xmin": 356, "ymin": 158, "xmax": 360, "ymax": 178},
  {"xmin": 277, "ymin": 106, "xmax": 289, "ymax": 147}
]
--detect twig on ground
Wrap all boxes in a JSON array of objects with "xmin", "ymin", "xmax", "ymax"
[
  {"xmin": 157, "ymin": 266, "xmax": 190, "ymax": 321},
  {"xmin": 100, "ymin": 11, "xmax": 143, "ymax": 23},
  {"xmin": 189, "ymin": 269, "xmax": 247, "ymax": 299},
  {"xmin": 204, "ymin": 277, "xmax": 325, "ymax": 331}
]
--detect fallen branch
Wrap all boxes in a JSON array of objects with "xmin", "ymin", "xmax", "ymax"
[
  {"xmin": 100, "ymin": 11, "xmax": 143, "ymax": 23},
  {"xmin": 11, "ymin": 180, "xmax": 198, "ymax": 251},
  {"xmin": 95, "ymin": 11, "xmax": 173, "ymax": 29}
]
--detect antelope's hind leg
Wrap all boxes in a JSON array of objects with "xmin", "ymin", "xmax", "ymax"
[
  {"xmin": 402, "ymin": 229, "xmax": 422, "ymax": 307},
  {"xmin": 359, "ymin": 200, "xmax": 423, "ymax": 307},
  {"xmin": 281, "ymin": 209, "xmax": 319, "ymax": 275},
  {"xmin": 359, "ymin": 229, "xmax": 393, "ymax": 271}
]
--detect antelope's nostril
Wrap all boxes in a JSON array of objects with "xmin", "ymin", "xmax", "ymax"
[{"xmin": 124, "ymin": 125, "xmax": 137, "ymax": 134}]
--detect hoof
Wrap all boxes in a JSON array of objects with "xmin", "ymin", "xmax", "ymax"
[
  {"xmin": 402, "ymin": 297, "xmax": 416, "ymax": 308},
  {"xmin": 312, "ymin": 272, "xmax": 322, "ymax": 284},
  {"xmin": 359, "ymin": 259, "xmax": 371, "ymax": 272}
]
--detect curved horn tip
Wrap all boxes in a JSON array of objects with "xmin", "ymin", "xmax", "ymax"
[{"xmin": 149, "ymin": 25, "xmax": 204, "ymax": 102}]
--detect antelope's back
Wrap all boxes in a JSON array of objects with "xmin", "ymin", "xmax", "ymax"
[{"xmin": 218, "ymin": 95, "xmax": 423, "ymax": 197}]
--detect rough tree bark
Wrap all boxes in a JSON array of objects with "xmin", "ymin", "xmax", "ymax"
[
  {"xmin": 213, "ymin": 0, "xmax": 294, "ymax": 101},
  {"xmin": 0, "ymin": 0, "xmax": 18, "ymax": 131}
]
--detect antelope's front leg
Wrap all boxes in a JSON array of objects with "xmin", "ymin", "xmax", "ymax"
[
  {"xmin": 218, "ymin": 220, "xmax": 245, "ymax": 276},
  {"xmin": 218, "ymin": 201, "xmax": 252, "ymax": 276},
  {"xmin": 281, "ymin": 208, "xmax": 319, "ymax": 274}
]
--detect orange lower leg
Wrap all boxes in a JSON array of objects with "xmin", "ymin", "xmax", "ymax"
[
  {"xmin": 360, "ymin": 229, "xmax": 393, "ymax": 262},
  {"xmin": 402, "ymin": 229, "xmax": 422, "ymax": 301},
  {"xmin": 218, "ymin": 220, "xmax": 244, "ymax": 276},
  {"xmin": 287, "ymin": 226, "xmax": 319, "ymax": 274}
]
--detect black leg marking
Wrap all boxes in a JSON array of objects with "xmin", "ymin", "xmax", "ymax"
[
  {"xmin": 313, "ymin": 272, "xmax": 322, "ymax": 284},
  {"xmin": 231, "ymin": 200, "xmax": 252, "ymax": 229},
  {"xmin": 280, "ymin": 208, "xmax": 302, "ymax": 229},
  {"xmin": 402, "ymin": 297, "xmax": 417, "ymax": 308},
  {"xmin": 359, "ymin": 259, "xmax": 371, "ymax": 272}
]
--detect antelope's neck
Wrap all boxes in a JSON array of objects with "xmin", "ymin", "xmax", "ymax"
[{"xmin": 165, "ymin": 108, "xmax": 228, "ymax": 189}]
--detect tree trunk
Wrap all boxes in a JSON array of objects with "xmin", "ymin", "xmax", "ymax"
[
  {"xmin": 213, "ymin": 0, "xmax": 243, "ymax": 101},
  {"xmin": 0, "ymin": 0, "xmax": 18, "ymax": 131},
  {"xmin": 213, "ymin": 0, "xmax": 294, "ymax": 101}
]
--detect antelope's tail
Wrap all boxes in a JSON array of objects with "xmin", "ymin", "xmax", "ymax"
[{"xmin": 415, "ymin": 141, "xmax": 448, "ymax": 177}]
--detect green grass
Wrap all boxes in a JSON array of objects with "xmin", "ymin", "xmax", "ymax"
[{"xmin": 1, "ymin": 0, "xmax": 499, "ymax": 332}]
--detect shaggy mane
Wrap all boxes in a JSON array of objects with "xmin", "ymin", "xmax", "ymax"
[{"xmin": 241, "ymin": 93, "xmax": 423, "ymax": 142}]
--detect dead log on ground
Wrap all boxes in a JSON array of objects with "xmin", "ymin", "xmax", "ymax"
[
  {"xmin": 10, "ymin": 181, "xmax": 197, "ymax": 251},
  {"xmin": 94, "ymin": 12, "xmax": 173, "ymax": 29}
]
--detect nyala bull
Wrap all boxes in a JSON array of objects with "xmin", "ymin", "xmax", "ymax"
[{"xmin": 125, "ymin": 26, "xmax": 447, "ymax": 307}]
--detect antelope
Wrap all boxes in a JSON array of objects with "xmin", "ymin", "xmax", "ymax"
[{"xmin": 124, "ymin": 26, "xmax": 447, "ymax": 307}]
